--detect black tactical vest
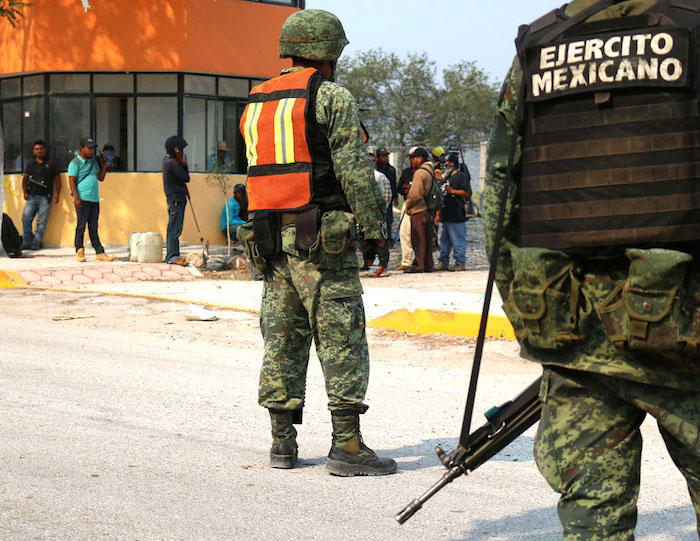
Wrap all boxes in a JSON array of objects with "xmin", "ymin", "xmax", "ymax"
[
  {"xmin": 304, "ymin": 73, "xmax": 350, "ymax": 212},
  {"xmin": 516, "ymin": 0, "xmax": 700, "ymax": 258}
]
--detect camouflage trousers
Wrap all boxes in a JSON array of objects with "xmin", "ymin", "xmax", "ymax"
[
  {"xmin": 257, "ymin": 251, "xmax": 370, "ymax": 414},
  {"xmin": 535, "ymin": 366, "xmax": 700, "ymax": 540}
]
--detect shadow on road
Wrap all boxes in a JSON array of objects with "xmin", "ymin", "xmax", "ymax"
[{"xmin": 447, "ymin": 504, "xmax": 698, "ymax": 541}]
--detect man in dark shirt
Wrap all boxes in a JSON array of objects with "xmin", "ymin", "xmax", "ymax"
[
  {"xmin": 435, "ymin": 153, "xmax": 472, "ymax": 271},
  {"xmin": 21, "ymin": 140, "xmax": 60, "ymax": 251},
  {"xmin": 162, "ymin": 135, "xmax": 190, "ymax": 265},
  {"xmin": 375, "ymin": 147, "xmax": 397, "ymax": 245}
]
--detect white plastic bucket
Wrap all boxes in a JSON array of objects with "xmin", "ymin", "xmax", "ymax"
[{"xmin": 137, "ymin": 232, "xmax": 164, "ymax": 263}]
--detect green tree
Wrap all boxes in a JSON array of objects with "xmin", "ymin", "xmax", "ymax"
[
  {"xmin": 0, "ymin": 1, "xmax": 32, "ymax": 27},
  {"xmin": 337, "ymin": 50, "xmax": 499, "ymax": 153},
  {"xmin": 205, "ymin": 159, "xmax": 237, "ymax": 256}
]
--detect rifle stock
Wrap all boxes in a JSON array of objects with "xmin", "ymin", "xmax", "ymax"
[{"xmin": 395, "ymin": 378, "xmax": 542, "ymax": 525}]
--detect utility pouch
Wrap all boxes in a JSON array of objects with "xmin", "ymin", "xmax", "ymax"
[
  {"xmin": 295, "ymin": 205, "xmax": 320, "ymax": 251},
  {"xmin": 597, "ymin": 248, "xmax": 692, "ymax": 352},
  {"xmin": 308, "ymin": 210, "xmax": 353, "ymax": 270},
  {"xmin": 253, "ymin": 211, "xmax": 281, "ymax": 258},
  {"xmin": 236, "ymin": 220, "xmax": 268, "ymax": 276},
  {"xmin": 502, "ymin": 247, "xmax": 591, "ymax": 349}
]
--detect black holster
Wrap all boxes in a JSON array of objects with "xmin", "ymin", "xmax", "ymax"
[
  {"xmin": 252, "ymin": 211, "xmax": 281, "ymax": 258},
  {"xmin": 295, "ymin": 205, "xmax": 320, "ymax": 251}
]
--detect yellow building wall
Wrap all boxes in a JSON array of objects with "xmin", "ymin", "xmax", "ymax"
[{"xmin": 3, "ymin": 172, "xmax": 245, "ymax": 248}]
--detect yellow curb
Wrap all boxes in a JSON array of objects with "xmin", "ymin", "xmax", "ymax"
[
  {"xmin": 368, "ymin": 308, "xmax": 516, "ymax": 340},
  {"xmin": 0, "ymin": 270, "xmax": 27, "ymax": 288}
]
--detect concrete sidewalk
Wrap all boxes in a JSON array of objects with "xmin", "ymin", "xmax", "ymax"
[{"xmin": 0, "ymin": 245, "xmax": 514, "ymax": 340}]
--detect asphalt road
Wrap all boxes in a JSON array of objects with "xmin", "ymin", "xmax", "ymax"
[{"xmin": 0, "ymin": 289, "xmax": 697, "ymax": 540}]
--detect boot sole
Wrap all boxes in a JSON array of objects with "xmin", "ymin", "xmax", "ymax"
[
  {"xmin": 325, "ymin": 458, "xmax": 397, "ymax": 477},
  {"xmin": 270, "ymin": 453, "xmax": 298, "ymax": 469}
]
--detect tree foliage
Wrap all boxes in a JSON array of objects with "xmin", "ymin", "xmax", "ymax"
[
  {"xmin": 0, "ymin": 1, "xmax": 32, "ymax": 28},
  {"xmin": 337, "ymin": 49, "xmax": 499, "ymax": 152}
]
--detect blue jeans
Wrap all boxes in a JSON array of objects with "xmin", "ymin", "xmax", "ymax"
[
  {"xmin": 75, "ymin": 201, "xmax": 105, "ymax": 254},
  {"xmin": 438, "ymin": 221, "xmax": 467, "ymax": 266},
  {"xmin": 166, "ymin": 199, "xmax": 187, "ymax": 263},
  {"xmin": 22, "ymin": 194, "xmax": 51, "ymax": 244}
]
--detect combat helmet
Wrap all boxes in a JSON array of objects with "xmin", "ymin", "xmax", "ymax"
[{"xmin": 279, "ymin": 9, "xmax": 349, "ymax": 62}]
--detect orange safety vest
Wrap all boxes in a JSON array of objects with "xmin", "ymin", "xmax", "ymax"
[{"xmin": 240, "ymin": 68, "xmax": 325, "ymax": 212}]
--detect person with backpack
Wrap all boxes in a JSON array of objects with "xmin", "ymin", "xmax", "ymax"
[
  {"xmin": 68, "ymin": 137, "xmax": 114, "ymax": 263},
  {"xmin": 404, "ymin": 147, "xmax": 435, "ymax": 273}
]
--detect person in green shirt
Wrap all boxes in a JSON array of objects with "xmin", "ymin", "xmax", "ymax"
[{"xmin": 68, "ymin": 137, "xmax": 114, "ymax": 262}]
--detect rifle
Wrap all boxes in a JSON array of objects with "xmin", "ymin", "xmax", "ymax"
[{"xmin": 395, "ymin": 378, "xmax": 542, "ymax": 524}]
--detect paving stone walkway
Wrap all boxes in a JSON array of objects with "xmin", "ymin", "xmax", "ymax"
[{"xmin": 18, "ymin": 263, "xmax": 194, "ymax": 288}]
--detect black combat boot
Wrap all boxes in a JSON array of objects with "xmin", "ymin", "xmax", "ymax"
[
  {"xmin": 326, "ymin": 414, "xmax": 397, "ymax": 477},
  {"xmin": 269, "ymin": 409, "xmax": 298, "ymax": 469}
]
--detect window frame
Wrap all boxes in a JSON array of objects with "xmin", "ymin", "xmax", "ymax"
[{"xmin": 0, "ymin": 71, "xmax": 265, "ymax": 173}]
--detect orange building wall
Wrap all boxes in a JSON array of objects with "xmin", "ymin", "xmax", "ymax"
[
  {"xmin": 0, "ymin": 0, "xmax": 296, "ymax": 78},
  {"xmin": 3, "ymin": 172, "xmax": 245, "ymax": 248}
]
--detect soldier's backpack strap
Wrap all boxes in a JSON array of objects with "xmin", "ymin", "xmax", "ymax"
[{"xmin": 458, "ymin": 0, "xmax": 620, "ymax": 444}]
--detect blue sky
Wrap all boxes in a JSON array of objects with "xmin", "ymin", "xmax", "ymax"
[{"xmin": 305, "ymin": 0, "xmax": 564, "ymax": 82}]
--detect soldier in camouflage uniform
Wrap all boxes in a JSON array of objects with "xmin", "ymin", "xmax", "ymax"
[
  {"xmin": 485, "ymin": 0, "xmax": 700, "ymax": 538},
  {"xmin": 238, "ymin": 9, "xmax": 396, "ymax": 477}
]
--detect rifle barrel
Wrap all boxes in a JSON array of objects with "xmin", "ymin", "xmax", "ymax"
[{"xmin": 395, "ymin": 465, "xmax": 465, "ymax": 525}]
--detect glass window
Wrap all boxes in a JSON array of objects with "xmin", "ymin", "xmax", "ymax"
[
  {"xmin": 250, "ymin": 79, "xmax": 267, "ymax": 90},
  {"xmin": 185, "ymin": 75, "xmax": 215, "ymax": 96},
  {"xmin": 50, "ymin": 96, "xmax": 90, "ymax": 171},
  {"xmin": 23, "ymin": 75, "xmax": 44, "ymax": 95},
  {"xmin": 1, "ymin": 78, "xmax": 21, "ymax": 98},
  {"xmin": 218, "ymin": 77, "xmax": 249, "ymax": 98},
  {"xmin": 184, "ymin": 97, "xmax": 217, "ymax": 173},
  {"xmin": 22, "ymin": 97, "xmax": 45, "ymax": 165},
  {"xmin": 94, "ymin": 74, "xmax": 134, "ymax": 94},
  {"xmin": 137, "ymin": 74, "xmax": 177, "ymax": 93},
  {"xmin": 50, "ymin": 74, "xmax": 90, "ymax": 93},
  {"xmin": 2, "ymin": 101, "xmax": 22, "ymax": 172},
  {"xmin": 96, "ymin": 97, "xmax": 134, "ymax": 171},
  {"xmin": 136, "ymin": 96, "xmax": 177, "ymax": 171},
  {"xmin": 218, "ymin": 100, "xmax": 247, "ymax": 174}
]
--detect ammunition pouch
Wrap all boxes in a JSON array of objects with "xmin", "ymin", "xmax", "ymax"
[
  {"xmin": 308, "ymin": 210, "xmax": 355, "ymax": 270},
  {"xmin": 503, "ymin": 247, "xmax": 591, "ymax": 349},
  {"xmin": 236, "ymin": 220, "xmax": 269, "ymax": 276},
  {"xmin": 597, "ymin": 248, "xmax": 700, "ymax": 354}
]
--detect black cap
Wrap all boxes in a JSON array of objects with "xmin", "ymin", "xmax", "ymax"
[
  {"xmin": 165, "ymin": 135, "xmax": 188, "ymax": 155},
  {"xmin": 376, "ymin": 147, "xmax": 389, "ymax": 156},
  {"xmin": 79, "ymin": 137, "xmax": 97, "ymax": 148},
  {"xmin": 408, "ymin": 147, "xmax": 429, "ymax": 160},
  {"xmin": 234, "ymin": 183, "xmax": 246, "ymax": 193}
]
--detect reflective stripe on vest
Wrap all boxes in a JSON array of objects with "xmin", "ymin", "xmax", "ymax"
[{"xmin": 240, "ymin": 68, "xmax": 317, "ymax": 212}]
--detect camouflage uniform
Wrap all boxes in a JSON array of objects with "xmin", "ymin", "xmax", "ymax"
[
  {"xmin": 251, "ymin": 69, "xmax": 386, "ymax": 415},
  {"xmin": 485, "ymin": 0, "xmax": 700, "ymax": 537}
]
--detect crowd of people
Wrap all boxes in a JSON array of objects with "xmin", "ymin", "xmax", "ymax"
[{"xmin": 363, "ymin": 144, "xmax": 473, "ymax": 276}]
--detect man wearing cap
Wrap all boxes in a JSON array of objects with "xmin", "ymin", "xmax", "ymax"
[
  {"xmin": 405, "ymin": 147, "xmax": 434, "ymax": 273},
  {"xmin": 68, "ymin": 137, "xmax": 114, "ymax": 262},
  {"xmin": 162, "ymin": 135, "xmax": 190, "ymax": 266},
  {"xmin": 239, "ymin": 9, "xmax": 395, "ymax": 477},
  {"xmin": 431, "ymin": 146, "xmax": 447, "ymax": 172},
  {"xmin": 375, "ymin": 147, "xmax": 397, "ymax": 245}
]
